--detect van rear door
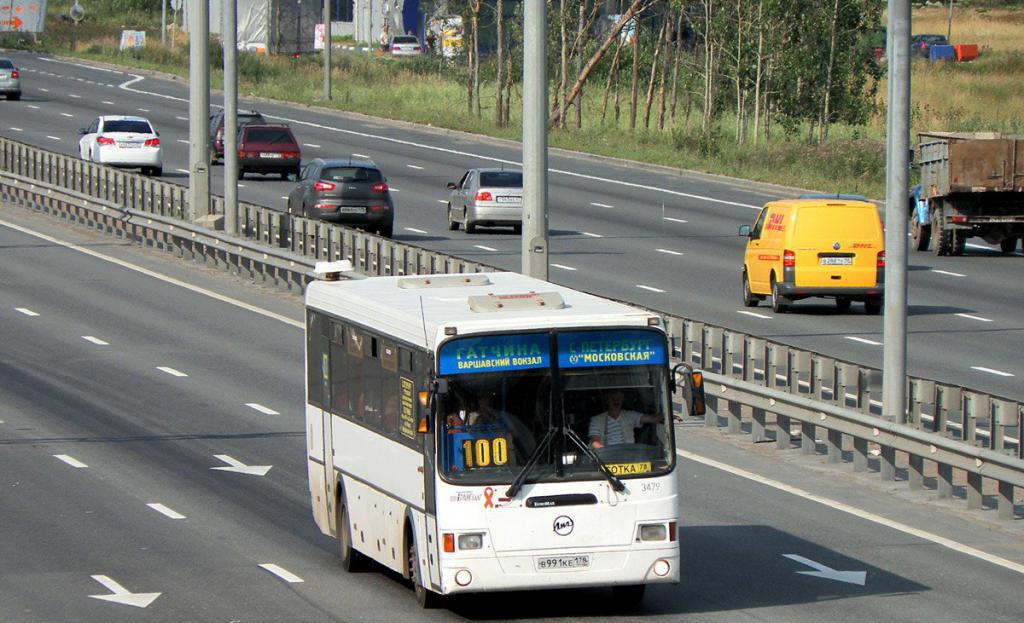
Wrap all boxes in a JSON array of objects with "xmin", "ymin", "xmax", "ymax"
[{"xmin": 792, "ymin": 205, "xmax": 883, "ymax": 288}]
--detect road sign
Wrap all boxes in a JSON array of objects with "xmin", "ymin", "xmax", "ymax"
[{"xmin": 0, "ymin": 0, "xmax": 47, "ymax": 32}]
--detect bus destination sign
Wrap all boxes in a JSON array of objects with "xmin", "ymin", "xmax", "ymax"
[
  {"xmin": 557, "ymin": 329, "xmax": 666, "ymax": 368},
  {"xmin": 439, "ymin": 333, "xmax": 550, "ymax": 375}
]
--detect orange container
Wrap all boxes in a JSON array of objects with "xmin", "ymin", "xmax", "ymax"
[{"xmin": 955, "ymin": 44, "xmax": 979, "ymax": 62}]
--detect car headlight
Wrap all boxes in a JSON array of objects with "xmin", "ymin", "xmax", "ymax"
[{"xmin": 457, "ymin": 533, "xmax": 484, "ymax": 550}]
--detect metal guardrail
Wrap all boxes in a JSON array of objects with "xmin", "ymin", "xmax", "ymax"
[{"xmin": 2, "ymin": 137, "xmax": 1020, "ymax": 520}]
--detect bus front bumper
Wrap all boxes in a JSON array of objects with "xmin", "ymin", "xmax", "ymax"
[{"xmin": 438, "ymin": 545, "xmax": 679, "ymax": 594}]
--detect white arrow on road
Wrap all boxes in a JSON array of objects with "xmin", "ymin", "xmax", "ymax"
[
  {"xmin": 783, "ymin": 554, "xmax": 866, "ymax": 586},
  {"xmin": 89, "ymin": 575, "xmax": 161, "ymax": 608},
  {"xmin": 211, "ymin": 454, "xmax": 272, "ymax": 476}
]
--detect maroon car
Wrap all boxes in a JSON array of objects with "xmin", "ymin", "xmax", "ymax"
[{"xmin": 237, "ymin": 124, "xmax": 301, "ymax": 180}]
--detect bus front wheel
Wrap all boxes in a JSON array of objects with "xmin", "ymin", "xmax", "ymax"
[{"xmin": 409, "ymin": 535, "xmax": 440, "ymax": 608}]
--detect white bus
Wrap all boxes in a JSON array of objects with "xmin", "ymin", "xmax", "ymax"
[{"xmin": 304, "ymin": 268, "xmax": 705, "ymax": 607}]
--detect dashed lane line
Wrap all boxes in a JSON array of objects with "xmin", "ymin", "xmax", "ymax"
[
  {"xmin": 147, "ymin": 503, "xmax": 186, "ymax": 520},
  {"xmin": 15, "ymin": 307, "xmax": 40, "ymax": 316},
  {"xmin": 246, "ymin": 403, "xmax": 280, "ymax": 415},
  {"xmin": 54, "ymin": 454, "xmax": 88, "ymax": 468},
  {"xmin": 156, "ymin": 366, "xmax": 188, "ymax": 377},
  {"xmin": 82, "ymin": 336, "xmax": 109, "ymax": 345},
  {"xmin": 259, "ymin": 564, "xmax": 304, "ymax": 583}
]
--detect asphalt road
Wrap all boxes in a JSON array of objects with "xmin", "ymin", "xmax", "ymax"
[
  {"xmin": 2, "ymin": 205, "xmax": 1023, "ymax": 622},
  {"xmin": 0, "ymin": 50, "xmax": 1021, "ymax": 401}
]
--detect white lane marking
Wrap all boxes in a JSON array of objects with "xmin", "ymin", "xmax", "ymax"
[
  {"xmin": 82, "ymin": 336, "xmax": 109, "ymax": 345},
  {"xmin": 238, "ymin": 184, "xmax": 246, "ymax": 188},
  {"xmin": 147, "ymin": 503, "xmax": 186, "ymax": 519},
  {"xmin": 664, "ymin": 217, "xmax": 688, "ymax": 224},
  {"xmin": 54, "ymin": 454, "xmax": 88, "ymax": 468},
  {"xmin": 0, "ymin": 219, "xmax": 296, "ymax": 330},
  {"xmin": 474, "ymin": 244, "xmax": 497, "ymax": 252},
  {"xmin": 212, "ymin": 455, "xmax": 272, "ymax": 476},
  {"xmin": 9, "ymin": 127, "xmax": 23, "ymax": 131},
  {"xmin": 246, "ymin": 403, "xmax": 280, "ymax": 415},
  {"xmin": 845, "ymin": 336, "xmax": 882, "ymax": 346},
  {"xmin": 679, "ymin": 448, "xmax": 1024, "ymax": 576},
  {"xmin": 352, "ymin": 153, "xmax": 369, "ymax": 158},
  {"xmin": 437, "ymin": 199, "xmax": 448, "ymax": 204},
  {"xmin": 303, "ymin": 143, "xmax": 321, "ymax": 148},
  {"xmin": 389, "ymin": 187, "xmax": 400, "ymax": 192},
  {"xmin": 138, "ymin": 108, "xmax": 150, "ymax": 112},
  {"xmin": 590, "ymin": 202, "xmax": 614, "ymax": 208},
  {"xmin": 89, "ymin": 575, "xmax": 161, "ymax": 608},
  {"xmin": 582, "ymin": 231, "xmax": 603, "ymax": 238},
  {"xmin": 656, "ymin": 248, "xmax": 683, "ymax": 256},
  {"xmin": 404, "ymin": 227, "xmax": 428, "ymax": 234},
  {"xmin": 175, "ymin": 168, "xmax": 190, "ymax": 174},
  {"xmin": 27, "ymin": 104, "xmax": 40, "ymax": 109},
  {"xmin": 932, "ymin": 269, "xmax": 965, "ymax": 277},
  {"xmin": 176, "ymin": 139, "xmax": 189, "ymax": 144},
  {"xmin": 406, "ymin": 164, "xmax": 424, "ymax": 170},
  {"xmin": 15, "ymin": 307, "xmax": 40, "ymax": 316},
  {"xmin": 69, "ymin": 94, "xmax": 81, "ymax": 99},
  {"xmin": 956, "ymin": 313, "xmax": 993, "ymax": 323},
  {"xmin": 637, "ymin": 285, "xmax": 666, "ymax": 293},
  {"xmin": 175, "ymin": 115, "xmax": 187, "ymax": 120},
  {"xmin": 737, "ymin": 310, "xmax": 772, "ymax": 319},
  {"xmin": 971, "ymin": 366, "xmax": 1015, "ymax": 378},
  {"xmin": 39, "ymin": 88, "xmax": 49, "ymax": 92},
  {"xmin": 551, "ymin": 263, "xmax": 577, "ymax": 271},
  {"xmin": 60, "ymin": 113, "xmax": 74, "ymax": 118},
  {"xmin": 102, "ymin": 100, "xmax": 115, "ymax": 105},
  {"xmin": 156, "ymin": 366, "xmax": 188, "ymax": 377},
  {"xmin": 259, "ymin": 564, "xmax": 304, "ymax": 583},
  {"xmin": 46, "ymin": 136, "xmax": 61, "ymax": 141}
]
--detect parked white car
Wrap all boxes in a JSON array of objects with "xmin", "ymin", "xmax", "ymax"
[
  {"xmin": 78, "ymin": 115, "xmax": 163, "ymax": 176},
  {"xmin": 388, "ymin": 35, "xmax": 423, "ymax": 57}
]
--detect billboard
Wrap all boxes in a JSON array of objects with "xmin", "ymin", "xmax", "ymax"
[{"xmin": 0, "ymin": 0, "xmax": 47, "ymax": 33}]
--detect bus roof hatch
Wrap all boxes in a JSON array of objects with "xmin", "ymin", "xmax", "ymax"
[
  {"xmin": 467, "ymin": 291, "xmax": 565, "ymax": 312},
  {"xmin": 397, "ymin": 274, "xmax": 493, "ymax": 289}
]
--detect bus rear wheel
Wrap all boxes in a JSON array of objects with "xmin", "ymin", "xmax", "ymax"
[
  {"xmin": 409, "ymin": 535, "xmax": 439, "ymax": 608},
  {"xmin": 337, "ymin": 499, "xmax": 365, "ymax": 572}
]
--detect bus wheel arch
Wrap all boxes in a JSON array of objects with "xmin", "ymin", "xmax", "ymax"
[{"xmin": 336, "ymin": 484, "xmax": 366, "ymax": 572}]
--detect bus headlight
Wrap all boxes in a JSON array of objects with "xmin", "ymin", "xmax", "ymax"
[
  {"xmin": 638, "ymin": 524, "xmax": 667, "ymax": 542},
  {"xmin": 458, "ymin": 533, "xmax": 484, "ymax": 550}
]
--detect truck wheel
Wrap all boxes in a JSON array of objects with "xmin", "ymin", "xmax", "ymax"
[
  {"xmin": 909, "ymin": 213, "xmax": 930, "ymax": 251},
  {"xmin": 931, "ymin": 203, "xmax": 953, "ymax": 256},
  {"xmin": 999, "ymin": 237, "xmax": 1018, "ymax": 254},
  {"xmin": 951, "ymin": 230, "xmax": 966, "ymax": 256}
]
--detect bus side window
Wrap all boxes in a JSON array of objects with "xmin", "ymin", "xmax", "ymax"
[
  {"xmin": 306, "ymin": 311, "xmax": 324, "ymax": 408},
  {"xmin": 363, "ymin": 336, "xmax": 383, "ymax": 428}
]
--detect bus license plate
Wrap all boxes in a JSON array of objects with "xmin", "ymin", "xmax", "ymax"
[
  {"xmin": 820, "ymin": 257, "xmax": 852, "ymax": 266},
  {"xmin": 536, "ymin": 555, "xmax": 591, "ymax": 571}
]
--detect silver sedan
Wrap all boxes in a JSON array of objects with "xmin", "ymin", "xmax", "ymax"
[
  {"xmin": 0, "ymin": 57, "xmax": 21, "ymax": 100},
  {"xmin": 446, "ymin": 168, "xmax": 523, "ymax": 234}
]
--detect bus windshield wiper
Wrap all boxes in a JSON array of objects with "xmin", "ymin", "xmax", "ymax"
[
  {"xmin": 505, "ymin": 427, "xmax": 556, "ymax": 498},
  {"xmin": 563, "ymin": 427, "xmax": 625, "ymax": 492}
]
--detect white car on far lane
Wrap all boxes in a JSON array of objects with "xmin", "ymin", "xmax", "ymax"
[{"xmin": 78, "ymin": 115, "xmax": 163, "ymax": 176}]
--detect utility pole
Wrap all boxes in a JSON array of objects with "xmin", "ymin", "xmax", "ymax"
[
  {"xmin": 521, "ymin": 0, "xmax": 549, "ymax": 280},
  {"xmin": 323, "ymin": 0, "xmax": 332, "ymax": 99},
  {"xmin": 188, "ymin": 0, "xmax": 210, "ymax": 221},
  {"xmin": 224, "ymin": 0, "xmax": 239, "ymax": 234},
  {"xmin": 882, "ymin": 0, "xmax": 911, "ymax": 480},
  {"xmin": 161, "ymin": 0, "xmax": 167, "ymax": 46}
]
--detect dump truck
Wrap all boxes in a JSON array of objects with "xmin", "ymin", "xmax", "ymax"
[{"xmin": 910, "ymin": 131, "xmax": 1024, "ymax": 255}]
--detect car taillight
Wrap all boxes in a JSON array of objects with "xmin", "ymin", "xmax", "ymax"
[
  {"xmin": 144, "ymin": 138, "xmax": 160, "ymax": 147},
  {"xmin": 96, "ymin": 136, "xmax": 115, "ymax": 145},
  {"xmin": 783, "ymin": 249, "xmax": 796, "ymax": 267},
  {"xmin": 10, "ymin": 70, "xmax": 18, "ymax": 78},
  {"xmin": 239, "ymin": 150, "xmax": 252, "ymax": 158},
  {"xmin": 413, "ymin": 46, "xmax": 421, "ymax": 51},
  {"xmin": 951, "ymin": 215, "xmax": 968, "ymax": 224},
  {"xmin": 877, "ymin": 250, "xmax": 885, "ymax": 268},
  {"xmin": 313, "ymin": 180, "xmax": 335, "ymax": 191},
  {"xmin": 475, "ymin": 191, "xmax": 493, "ymax": 201},
  {"xmin": 371, "ymin": 182, "xmax": 389, "ymax": 193},
  {"xmin": 369, "ymin": 205, "xmax": 390, "ymax": 213}
]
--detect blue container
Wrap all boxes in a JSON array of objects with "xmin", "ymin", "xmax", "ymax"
[{"xmin": 930, "ymin": 45, "xmax": 956, "ymax": 61}]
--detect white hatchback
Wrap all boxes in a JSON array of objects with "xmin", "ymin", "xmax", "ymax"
[{"xmin": 78, "ymin": 115, "xmax": 163, "ymax": 176}]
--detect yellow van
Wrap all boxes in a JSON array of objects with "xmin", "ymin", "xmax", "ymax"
[{"xmin": 738, "ymin": 198, "xmax": 885, "ymax": 314}]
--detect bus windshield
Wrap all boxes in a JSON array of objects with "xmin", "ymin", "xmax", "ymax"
[{"xmin": 437, "ymin": 328, "xmax": 673, "ymax": 485}]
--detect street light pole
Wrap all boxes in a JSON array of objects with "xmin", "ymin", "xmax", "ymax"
[
  {"xmin": 323, "ymin": 0, "xmax": 332, "ymax": 99},
  {"xmin": 224, "ymin": 0, "xmax": 239, "ymax": 234},
  {"xmin": 521, "ymin": 0, "xmax": 549, "ymax": 280},
  {"xmin": 187, "ymin": 0, "xmax": 211, "ymax": 221}
]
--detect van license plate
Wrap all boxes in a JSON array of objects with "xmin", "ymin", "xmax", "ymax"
[
  {"xmin": 536, "ymin": 555, "xmax": 591, "ymax": 571},
  {"xmin": 820, "ymin": 257, "xmax": 852, "ymax": 266}
]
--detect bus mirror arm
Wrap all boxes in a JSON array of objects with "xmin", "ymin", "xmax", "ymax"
[{"xmin": 672, "ymin": 363, "xmax": 707, "ymax": 417}]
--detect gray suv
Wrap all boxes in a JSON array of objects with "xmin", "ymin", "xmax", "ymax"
[
  {"xmin": 286, "ymin": 158, "xmax": 395, "ymax": 238},
  {"xmin": 0, "ymin": 57, "xmax": 21, "ymax": 100}
]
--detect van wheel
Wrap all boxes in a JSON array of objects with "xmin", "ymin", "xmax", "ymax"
[
  {"xmin": 408, "ymin": 534, "xmax": 439, "ymax": 608},
  {"xmin": 770, "ymin": 277, "xmax": 789, "ymax": 313},
  {"xmin": 1000, "ymin": 237, "xmax": 1019, "ymax": 253},
  {"xmin": 742, "ymin": 272, "xmax": 759, "ymax": 307},
  {"xmin": 337, "ymin": 498, "xmax": 366, "ymax": 572},
  {"xmin": 909, "ymin": 213, "xmax": 930, "ymax": 251},
  {"xmin": 835, "ymin": 298, "xmax": 852, "ymax": 313},
  {"xmin": 864, "ymin": 298, "xmax": 883, "ymax": 315}
]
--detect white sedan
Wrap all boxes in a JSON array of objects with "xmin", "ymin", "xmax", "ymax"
[{"xmin": 78, "ymin": 115, "xmax": 163, "ymax": 176}]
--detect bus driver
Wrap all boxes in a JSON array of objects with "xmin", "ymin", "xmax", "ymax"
[{"xmin": 588, "ymin": 389, "xmax": 659, "ymax": 449}]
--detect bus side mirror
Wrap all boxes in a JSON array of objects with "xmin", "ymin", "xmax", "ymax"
[{"xmin": 672, "ymin": 363, "xmax": 707, "ymax": 417}]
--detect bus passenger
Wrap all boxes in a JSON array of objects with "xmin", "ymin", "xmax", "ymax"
[{"xmin": 588, "ymin": 389, "xmax": 658, "ymax": 449}]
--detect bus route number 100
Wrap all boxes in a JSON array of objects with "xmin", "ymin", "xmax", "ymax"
[{"xmin": 461, "ymin": 437, "xmax": 509, "ymax": 468}]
